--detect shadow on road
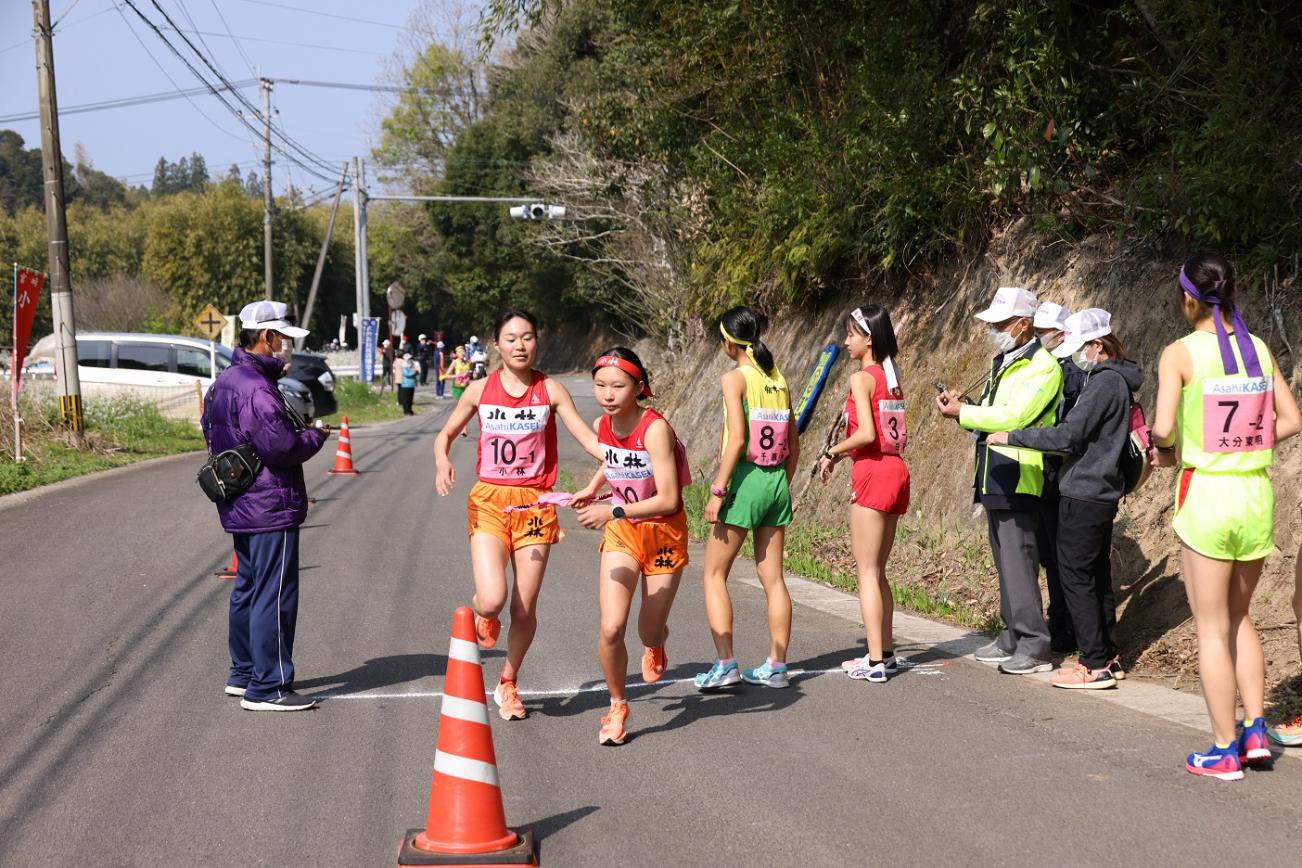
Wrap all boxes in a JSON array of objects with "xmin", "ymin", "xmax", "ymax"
[
  {"xmin": 299, "ymin": 654, "xmax": 444, "ymax": 696},
  {"xmin": 532, "ymin": 804, "xmax": 600, "ymax": 860}
]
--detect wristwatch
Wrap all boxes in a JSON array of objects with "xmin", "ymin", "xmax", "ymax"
[
  {"xmin": 822, "ymin": 448, "xmax": 835, "ymax": 460},
  {"xmin": 710, "ymin": 485, "xmax": 727, "ymax": 498},
  {"xmin": 611, "ymin": 505, "xmax": 626, "ymax": 520}
]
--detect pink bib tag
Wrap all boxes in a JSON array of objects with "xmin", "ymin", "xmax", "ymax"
[
  {"xmin": 1202, "ymin": 377, "xmax": 1273, "ymax": 453},
  {"xmin": 878, "ymin": 399, "xmax": 907, "ymax": 455},
  {"xmin": 747, "ymin": 407, "xmax": 790, "ymax": 467},
  {"xmin": 478, "ymin": 403, "xmax": 552, "ymax": 479}
]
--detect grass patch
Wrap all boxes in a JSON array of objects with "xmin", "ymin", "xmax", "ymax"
[
  {"xmin": 0, "ymin": 394, "xmax": 205, "ymax": 496},
  {"xmin": 681, "ymin": 481, "xmax": 1000, "ymax": 633},
  {"xmin": 319, "ymin": 378, "xmax": 405, "ymax": 426}
]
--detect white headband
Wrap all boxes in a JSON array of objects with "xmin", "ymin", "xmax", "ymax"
[
  {"xmin": 853, "ymin": 307, "xmax": 901, "ymax": 391},
  {"xmin": 850, "ymin": 307, "xmax": 870, "ymax": 335}
]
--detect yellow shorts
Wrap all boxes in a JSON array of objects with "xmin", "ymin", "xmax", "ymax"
[
  {"xmin": 600, "ymin": 512, "xmax": 690, "ymax": 576},
  {"xmin": 466, "ymin": 482, "xmax": 561, "ymax": 551},
  {"xmin": 1173, "ymin": 468, "xmax": 1274, "ymax": 561}
]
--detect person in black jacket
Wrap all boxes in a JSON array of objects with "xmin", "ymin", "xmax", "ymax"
[{"xmin": 988, "ymin": 309, "xmax": 1141, "ymax": 689}]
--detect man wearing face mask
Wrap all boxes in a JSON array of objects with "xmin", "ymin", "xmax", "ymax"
[
  {"xmin": 986, "ymin": 309, "xmax": 1142, "ymax": 689},
  {"xmin": 1032, "ymin": 301, "xmax": 1083, "ymax": 653},
  {"xmin": 201, "ymin": 300, "xmax": 331, "ymax": 711},
  {"xmin": 936, "ymin": 286, "xmax": 1063, "ymax": 674}
]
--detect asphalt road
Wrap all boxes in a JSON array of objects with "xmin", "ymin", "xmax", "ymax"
[{"xmin": 2, "ymin": 375, "xmax": 1301, "ymax": 867}]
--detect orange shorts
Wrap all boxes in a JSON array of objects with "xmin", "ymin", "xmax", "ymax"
[
  {"xmin": 600, "ymin": 512, "xmax": 690, "ymax": 575},
  {"xmin": 466, "ymin": 482, "xmax": 561, "ymax": 550}
]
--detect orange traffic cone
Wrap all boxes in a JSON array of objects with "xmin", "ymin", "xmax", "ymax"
[
  {"xmin": 397, "ymin": 607, "xmax": 536, "ymax": 867},
  {"xmin": 328, "ymin": 416, "xmax": 360, "ymax": 475},
  {"xmin": 214, "ymin": 552, "xmax": 238, "ymax": 580}
]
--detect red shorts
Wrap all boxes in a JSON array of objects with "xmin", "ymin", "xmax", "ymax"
[{"xmin": 850, "ymin": 454, "xmax": 910, "ymax": 515}]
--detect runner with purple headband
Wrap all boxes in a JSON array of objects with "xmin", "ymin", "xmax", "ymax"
[{"xmin": 1151, "ymin": 252, "xmax": 1301, "ymax": 781}]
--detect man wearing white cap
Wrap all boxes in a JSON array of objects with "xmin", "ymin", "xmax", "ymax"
[
  {"xmin": 936, "ymin": 286, "xmax": 1064, "ymax": 674},
  {"xmin": 201, "ymin": 300, "xmax": 331, "ymax": 711},
  {"xmin": 416, "ymin": 333, "xmax": 431, "ymax": 386}
]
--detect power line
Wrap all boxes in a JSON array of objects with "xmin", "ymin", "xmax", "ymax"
[
  {"xmin": 208, "ymin": 0, "xmax": 256, "ymax": 77},
  {"xmin": 231, "ymin": 0, "xmax": 405, "ymax": 31},
  {"xmin": 0, "ymin": 80, "xmax": 257, "ymax": 124},
  {"xmin": 160, "ymin": 24, "xmax": 386, "ymax": 56}
]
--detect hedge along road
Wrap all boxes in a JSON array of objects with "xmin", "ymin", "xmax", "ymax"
[{"xmin": 1, "ymin": 375, "xmax": 1300, "ymax": 867}]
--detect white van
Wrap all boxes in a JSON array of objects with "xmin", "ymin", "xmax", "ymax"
[{"xmin": 74, "ymin": 332, "xmax": 232, "ymax": 396}]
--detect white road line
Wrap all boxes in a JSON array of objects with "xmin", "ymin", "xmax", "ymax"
[{"xmin": 317, "ymin": 667, "xmax": 857, "ymax": 700}]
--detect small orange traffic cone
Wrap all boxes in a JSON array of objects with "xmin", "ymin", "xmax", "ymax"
[
  {"xmin": 397, "ymin": 607, "xmax": 536, "ymax": 866},
  {"xmin": 328, "ymin": 416, "xmax": 360, "ymax": 475},
  {"xmin": 214, "ymin": 552, "xmax": 238, "ymax": 580}
]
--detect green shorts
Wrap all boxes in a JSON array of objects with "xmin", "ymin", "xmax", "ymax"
[
  {"xmin": 718, "ymin": 463, "xmax": 793, "ymax": 530},
  {"xmin": 1173, "ymin": 468, "xmax": 1274, "ymax": 561}
]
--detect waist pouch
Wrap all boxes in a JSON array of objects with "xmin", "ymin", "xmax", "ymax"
[{"xmin": 197, "ymin": 443, "xmax": 263, "ymax": 504}]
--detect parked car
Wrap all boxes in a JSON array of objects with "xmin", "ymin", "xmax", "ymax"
[
  {"xmin": 277, "ymin": 375, "xmax": 315, "ymax": 424},
  {"xmin": 287, "ymin": 352, "xmax": 338, "ymax": 418}
]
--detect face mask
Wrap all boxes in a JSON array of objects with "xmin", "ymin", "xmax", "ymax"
[
  {"xmin": 276, "ymin": 344, "xmax": 294, "ymax": 366},
  {"xmin": 1073, "ymin": 347, "xmax": 1099, "ymax": 372},
  {"xmin": 988, "ymin": 327, "xmax": 1017, "ymax": 353}
]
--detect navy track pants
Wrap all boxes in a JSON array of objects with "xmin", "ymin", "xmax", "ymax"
[{"xmin": 228, "ymin": 528, "xmax": 300, "ymax": 701}]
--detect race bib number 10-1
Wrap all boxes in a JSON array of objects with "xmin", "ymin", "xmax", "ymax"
[
  {"xmin": 1203, "ymin": 377, "xmax": 1273, "ymax": 453},
  {"xmin": 479, "ymin": 403, "xmax": 551, "ymax": 478}
]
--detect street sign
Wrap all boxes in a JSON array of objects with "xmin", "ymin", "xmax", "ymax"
[
  {"xmin": 360, "ymin": 317, "xmax": 379, "ymax": 382},
  {"xmin": 386, "ymin": 282, "xmax": 406, "ymax": 310},
  {"xmin": 194, "ymin": 304, "xmax": 226, "ymax": 340}
]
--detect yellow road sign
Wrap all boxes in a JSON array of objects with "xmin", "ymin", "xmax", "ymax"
[{"xmin": 193, "ymin": 304, "xmax": 226, "ymax": 340}]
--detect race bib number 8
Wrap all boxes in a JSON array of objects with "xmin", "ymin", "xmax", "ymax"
[
  {"xmin": 878, "ymin": 399, "xmax": 907, "ymax": 456},
  {"xmin": 1203, "ymin": 377, "xmax": 1273, "ymax": 453},
  {"xmin": 748, "ymin": 407, "xmax": 791, "ymax": 467},
  {"xmin": 479, "ymin": 403, "xmax": 551, "ymax": 478}
]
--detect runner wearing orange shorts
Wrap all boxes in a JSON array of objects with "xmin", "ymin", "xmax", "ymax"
[
  {"xmin": 571, "ymin": 347, "xmax": 691, "ymax": 745},
  {"xmin": 434, "ymin": 308, "xmax": 601, "ymax": 720}
]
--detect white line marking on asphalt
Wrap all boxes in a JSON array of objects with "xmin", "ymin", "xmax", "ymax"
[
  {"xmin": 433, "ymin": 749, "xmax": 499, "ymax": 787},
  {"xmin": 317, "ymin": 667, "xmax": 870, "ymax": 700}
]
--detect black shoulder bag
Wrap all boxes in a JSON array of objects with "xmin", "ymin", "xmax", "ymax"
[{"xmin": 197, "ymin": 442, "xmax": 263, "ymax": 504}]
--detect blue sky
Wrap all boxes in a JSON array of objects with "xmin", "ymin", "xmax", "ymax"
[{"xmin": 0, "ymin": 1, "xmax": 436, "ymax": 196}]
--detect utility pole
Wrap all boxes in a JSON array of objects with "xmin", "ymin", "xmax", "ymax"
[
  {"xmin": 31, "ymin": 0, "xmax": 82, "ymax": 434},
  {"xmin": 260, "ymin": 72, "xmax": 274, "ymax": 300},
  {"xmin": 351, "ymin": 156, "xmax": 364, "ymax": 335},
  {"xmin": 297, "ymin": 162, "xmax": 349, "ymax": 350},
  {"xmin": 357, "ymin": 158, "xmax": 370, "ymax": 322}
]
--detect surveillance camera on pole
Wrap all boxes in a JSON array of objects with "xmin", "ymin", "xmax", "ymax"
[{"xmin": 509, "ymin": 202, "xmax": 566, "ymax": 220}]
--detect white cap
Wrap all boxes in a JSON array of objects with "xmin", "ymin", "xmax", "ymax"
[
  {"xmin": 418, "ymin": 333, "xmax": 427, "ymax": 340},
  {"xmin": 436, "ymin": 340, "xmax": 444, "ymax": 348},
  {"xmin": 403, "ymin": 352, "xmax": 413, "ymax": 360},
  {"xmin": 382, "ymin": 339, "xmax": 391, "ymax": 347},
  {"xmin": 974, "ymin": 286, "xmax": 1039, "ymax": 323},
  {"xmin": 1054, "ymin": 308, "xmax": 1112, "ymax": 358},
  {"xmin": 1034, "ymin": 302, "xmax": 1070, "ymax": 331},
  {"xmin": 469, "ymin": 335, "xmax": 479, "ymax": 343},
  {"xmin": 238, "ymin": 300, "xmax": 308, "ymax": 338}
]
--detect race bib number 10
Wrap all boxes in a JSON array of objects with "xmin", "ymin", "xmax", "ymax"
[
  {"xmin": 878, "ymin": 399, "xmax": 907, "ymax": 456},
  {"xmin": 479, "ymin": 403, "xmax": 551, "ymax": 478},
  {"xmin": 1203, "ymin": 377, "xmax": 1273, "ymax": 453},
  {"xmin": 748, "ymin": 407, "xmax": 791, "ymax": 467}
]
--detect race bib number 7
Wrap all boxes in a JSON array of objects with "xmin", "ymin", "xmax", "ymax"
[
  {"xmin": 1203, "ymin": 377, "xmax": 1273, "ymax": 453},
  {"xmin": 748, "ymin": 407, "xmax": 791, "ymax": 467},
  {"xmin": 878, "ymin": 399, "xmax": 907, "ymax": 456}
]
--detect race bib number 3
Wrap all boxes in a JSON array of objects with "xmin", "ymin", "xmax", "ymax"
[
  {"xmin": 747, "ymin": 407, "xmax": 791, "ymax": 467},
  {"xmin": 878, "ymin": 399, "xmax": 907, "ymax": 456},
  {"xmin": 1203, "ymin": 377, "xmax": 1273, "ymax": 453},
  {"xmin": 479, "ymin": 403, "xmax": 551, "ymax": 478}
]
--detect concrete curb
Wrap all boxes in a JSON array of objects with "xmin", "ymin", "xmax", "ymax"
[{"xmin": 686, "ymin": 538, "xmax": 1231, "ymax": 740}]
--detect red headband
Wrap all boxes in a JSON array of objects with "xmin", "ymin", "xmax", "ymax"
[{"xmin": 593, "ymin": 355, "xmax": 653, "ymax": 398}]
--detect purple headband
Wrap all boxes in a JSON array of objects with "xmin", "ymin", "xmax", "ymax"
[{"xmin": 1179, "ymin": 267, "xmax": 1262, "ymax": 378}]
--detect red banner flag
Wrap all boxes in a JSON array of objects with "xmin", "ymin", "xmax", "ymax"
[{"xmin": 12, "ymin": 265, "xmax": 45, "ymax": 401}]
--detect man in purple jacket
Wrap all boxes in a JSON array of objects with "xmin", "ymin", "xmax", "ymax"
[{"xmin": 202, "ymin": 300, "xmax": 330, "ymax": 712}]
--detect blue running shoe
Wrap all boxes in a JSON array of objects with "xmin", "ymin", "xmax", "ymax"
[
  {"xmin": 1237, "ymin": 718, "xmax": 1272, "ymax": 764},
  {"xmin": 740, "ymin": 660, "xmax": 789, "ymax": 688},
  {"xmin": 694, "ymin": 660, "xmax": 741, "ymax": 691},
  {"xmin": 1185, "ymin": 743, "xmax": 1243, "ymax": 781}
]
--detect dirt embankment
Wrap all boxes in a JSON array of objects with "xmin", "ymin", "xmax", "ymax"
[{"xmin": 644, "ymin": 222, "xmax": 1301, "ymax": 700}]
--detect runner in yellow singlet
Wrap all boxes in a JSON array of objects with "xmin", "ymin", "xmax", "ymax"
[{"xmin": 1151, "ymin": 252, "xmax": 1301, "ymax": 780}]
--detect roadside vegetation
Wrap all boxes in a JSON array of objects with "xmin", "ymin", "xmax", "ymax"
[
  {"xmin": 318, "ymin": 378, "xmax": 407, "ymax": 427},
  {"xmin": 0, "ymin": 394, "xmax": 204, "ymax": 496}
]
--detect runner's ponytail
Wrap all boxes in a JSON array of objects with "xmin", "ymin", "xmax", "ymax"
[{"xmin": 720, "ymin": 306, "xmax": 778, "ymax": 379}]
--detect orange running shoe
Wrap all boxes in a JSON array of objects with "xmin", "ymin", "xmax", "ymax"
[
  {"xmin": 598, "ymin": 701, "xmax": 629, "ymax": 746},
  {"xmin": 475, "ymin": 614, "xmax": 501, "ymax": 649},
  {"xmin": 493, "ymin": 680, "xmax": 526, "ymax": 720},
  {"xmin": 642, "ymin": 645, "xmax": 668, "ymax": 683}
]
